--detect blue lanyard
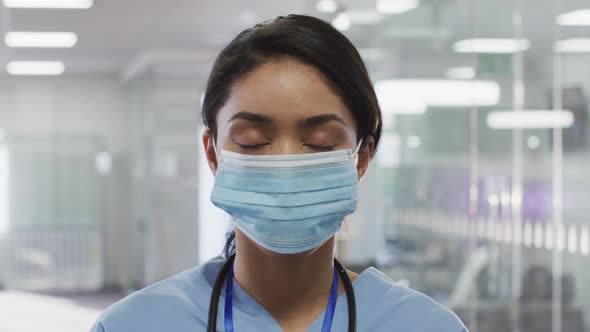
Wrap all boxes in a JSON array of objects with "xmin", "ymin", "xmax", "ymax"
[{"xmin": 224, "ymin": 262, "xmax": 339, "ymax": 332}]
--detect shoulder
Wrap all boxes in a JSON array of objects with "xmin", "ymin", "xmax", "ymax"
[
  {"xmin": 356, "ymin": 267, "xmax": 468, "ymax": 332},
  {"xmin": 91, "ymin": 256, "xmax": 225, "ymax": 332}
]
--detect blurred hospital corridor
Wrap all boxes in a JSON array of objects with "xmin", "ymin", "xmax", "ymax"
[{"xmin": 1, "ymin": 0, "xmax": 590, "ymax": 331}]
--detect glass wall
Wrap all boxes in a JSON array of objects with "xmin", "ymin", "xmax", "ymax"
[
  {"xmin": 1, "ymin": 136, "xmax": 107, "ymax": 290},
  {"xmin": 328, "ymin": 0, "xmax": 590, "ymax": 331}
]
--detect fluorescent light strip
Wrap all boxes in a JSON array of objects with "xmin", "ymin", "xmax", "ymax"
[
  {"xmin": 376, "ymin": 0, "xmax": 418, "ymax": 14},
  {"xmin": 376, "ymin": 95, "xmax": 427, "ymax": 114},
  {"xmin": 6, "ymin": 61, "xmax": 65, "ymax": 76},
  {"xmin": 453, "ymin": 38, "xmax": 530, "ymax": 54},
  {"xmin": 555, "ymin": 38, "xmax": 590, "ymax": 53},
  {"xmin": 568, "ymin": 224, "xmax": 578, "ymax": 254},
  {"xmin": 3, "ymin": 0, "xmax": 92, "ymax": 8},
  {"xmin": 316, "ymin": 0, "xmax": 337, "ymax": 13},
  {"xmin": 375, "ymin": 79, "xmax": 500, "ymax": 107},
  {"xmin": 487, "ymin": 110, "xmax": 574, "ymax": 129},
  {"xmin": 5, "ymin": 31, "xmax": 77, "ymax": 48},
  {"xmin": 557, "ymin": 9, "xmax": 590, "ymax": 26},
  {"xmin": 332, "ymin": 12, "xmax": 351, "ymax": 31}
]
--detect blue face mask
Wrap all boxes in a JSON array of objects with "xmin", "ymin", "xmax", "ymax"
[{"xmin": 210, "ymin": 140, "xmax": 362, "ymax": 254}]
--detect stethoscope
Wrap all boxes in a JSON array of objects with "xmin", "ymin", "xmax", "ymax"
[{"xmin": 207, "ymin": 254, "xmax": 357, "ymax": 332}]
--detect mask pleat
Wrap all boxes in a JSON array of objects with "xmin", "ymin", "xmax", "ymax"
[{"xmin": 217, "ymin": 163, "xmax": 357, "ymax": 193}]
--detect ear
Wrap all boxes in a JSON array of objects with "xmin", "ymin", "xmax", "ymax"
[
  {"xmin": 356, "ymin": 135, "xmax": 375, "ymax": 180},
  {"xmin": 202, "ymin": 130, "xmax": 218, "ymax": 175}
]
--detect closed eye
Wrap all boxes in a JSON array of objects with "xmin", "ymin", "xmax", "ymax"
[
  {"xmin": 304, "ymin": 144, "xmax": 337, "ymax": 151},
  {"xmin": 237, "ymin": 143, "xmax": 269, "ymax": 150}
]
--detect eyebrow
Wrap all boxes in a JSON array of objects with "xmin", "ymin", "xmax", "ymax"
[
  {"xmin": 300, "ymin": 114, "xmax": 346, "ymax": 127},
  {"xmin": 228, "ymin": 111, "xmax": 346, "ymax": 127},
  {"xmin": 228, "ymin": 111, "xmax": 273, "ymax": 124}
]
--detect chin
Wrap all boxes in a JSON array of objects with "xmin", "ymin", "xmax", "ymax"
[
  {"xmin": 259, "ymin": 241, "xmax": 332, "ymax": 257},
  {"xmin": 236, "ymin": 228, "xmax": 335, "ymax": 257}
]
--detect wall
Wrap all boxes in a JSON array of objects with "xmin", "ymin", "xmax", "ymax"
[{"xmin": 0, "ymin": 76, "xmax": 131, "ymax": 288}]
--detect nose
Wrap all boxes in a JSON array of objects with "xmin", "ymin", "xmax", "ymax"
[{"xmin": 273, "ymin": 138, "xmax": 305, "ymax": 155}]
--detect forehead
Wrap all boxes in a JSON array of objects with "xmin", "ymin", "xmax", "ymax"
[{"xmin": 216, "ymin": 59, "xmax": 355, "ymax": 126}]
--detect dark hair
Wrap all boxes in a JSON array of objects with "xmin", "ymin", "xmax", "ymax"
[{"xmin": 200, "ymin": 14, "xmax": 382, "ymax": 258}]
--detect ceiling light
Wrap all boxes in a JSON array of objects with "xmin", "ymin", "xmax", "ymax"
[
  {"xmin": 500, "ymin": 192, "xmax": 511, "ymax": 206},
  {"xmin": 6, "ymin": 61, "xmax": 65, "ymax": 76},
  {"xmin": 453, "ymin": 38, "xmax": 530, "ymax": 53},
  {"xmin": 527, "ymin": 135, "xmax": 541, "ymax": 149},
  {"xmin": 555, "ymin": 38, "xmax": 590, "ymax": 53},
  {"xmin": 407, "ymin": 135, "xmax": 421, "ymax": 149},
  {"xmin": 568, "ymin": 225, "xmax": 578, "ymax": 254},
  {"xmin": 376, "ymin": 93, "xmax": 427, "ymax": 114},
  {"xmin": 332, "ymin": 12, "xmax": 351, "ymax": 31},
  {"xmin": 3, "ymin": 0, "xmax": 92, "ymax": 8},
  {"xmin": 376, "ymin": 0, "xmax": 419, "ymax": 14},
  {"xmin": 446, "ymin": 66, "xmax": 475, "ymax": 80},
  {"xmin": 487, "ymin": 110, "xmax": 574, "ymax": 129},
  {"xmin": 557, "ymin": 9, "xmax": 590, "ymax": 26},
  {"xmin": 316, "ymin": 0, "xmax": 337, "ymax": 13},
  {"xmin": 375, "ymin": 79, "xmax": 500, "ymax": 107},
  {"xmin": 488, "ymin": 194, "xmax": 500, "ymax": 206},
  {"xmin": 5, "ymin": 31, "xmax": 77, "ymax": 48},
  {"xmin": 95, "ymin": 152, "xmax": 112, "ymax": 176}
]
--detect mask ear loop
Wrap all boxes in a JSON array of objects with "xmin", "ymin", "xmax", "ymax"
[
  {"xmin": 352, "ymin": 138, "xmax": 364, "ymax": 167},
  {"xmin": 353, "ymin": 138, "xmax": 364, "ymax": 157},
  {"xmin": 211, "ymin": 137, "xmax": 222, "ymax": 161}
]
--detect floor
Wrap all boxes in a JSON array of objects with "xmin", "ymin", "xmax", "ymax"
[{"xmin": 0, "ymin": 290, "xmax": 122, "ymax": 332}]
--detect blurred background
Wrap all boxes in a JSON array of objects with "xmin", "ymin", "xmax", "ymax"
[{"xmin": 0, "ymin": 0, "xmax": 589, "ymax": 331}]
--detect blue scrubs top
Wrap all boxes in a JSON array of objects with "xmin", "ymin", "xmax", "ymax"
[{"xmin": 91, "ymin": 256, "xmax": 467, "ymax": 331}]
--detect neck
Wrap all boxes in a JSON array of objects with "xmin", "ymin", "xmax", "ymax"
[{"xmin": 232, "ymin": 229, "xmax": 336, "ymax": 317}]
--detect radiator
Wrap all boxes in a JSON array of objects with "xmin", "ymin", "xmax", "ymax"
[{"xmin": 2, "ymin": 229, "xmax": 104, "ymax": 291}]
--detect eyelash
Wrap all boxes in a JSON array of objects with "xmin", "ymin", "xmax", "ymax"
[
  {"xmin": 237, "ymin": 143, "xmax": 336, "ymax": 151},
  {"xmin": 237, "ymin": 143, "xmax": 269, "ymax": 150},
  {"xmin": 304, "ymin": 144, "xmax": 337, "ymax": 151}
]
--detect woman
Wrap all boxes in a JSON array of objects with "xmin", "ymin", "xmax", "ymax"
[{"xmin": 92, "ymin": 14, "xmax": 467, "ymax": 332}]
